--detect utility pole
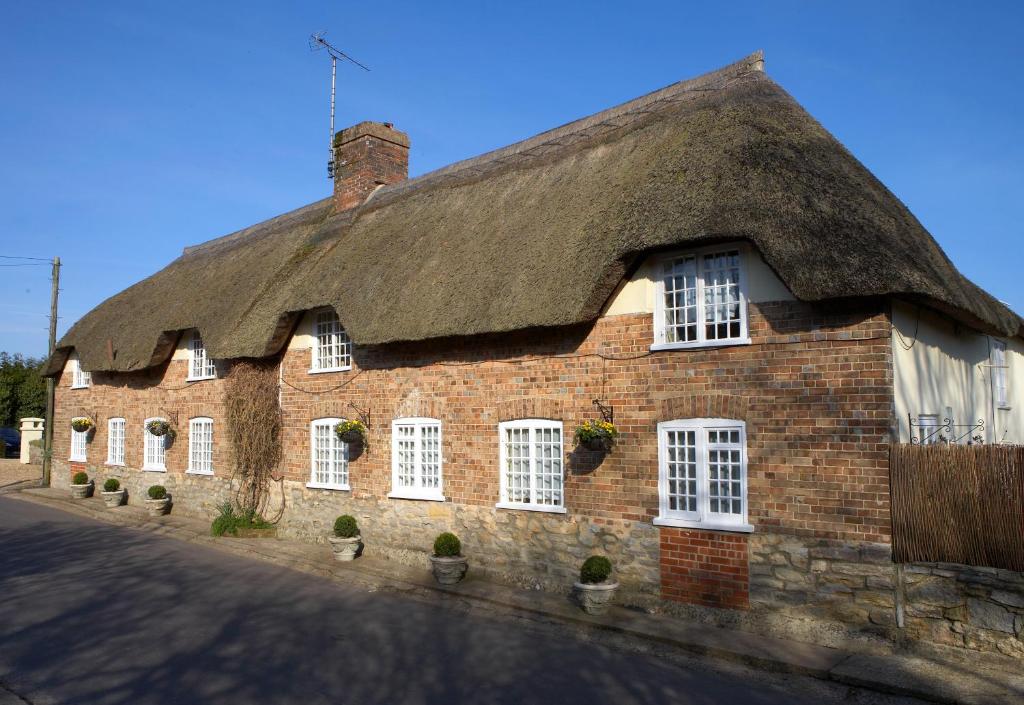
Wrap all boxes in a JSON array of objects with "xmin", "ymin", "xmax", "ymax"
[{"xmin": 42, "ymin": 256, "xmax": 60, "ymax": 487}]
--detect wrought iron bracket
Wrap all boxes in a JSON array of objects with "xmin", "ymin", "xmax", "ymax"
[
  {"xmin": 592, "ymin": 399, "xmax": 614, "ymax": 425},
  {"xmin": 909, "ymin": 414, "xmax": 985, "ymax": 445}
]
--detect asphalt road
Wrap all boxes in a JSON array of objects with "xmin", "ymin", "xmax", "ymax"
[{"xmin": 0, "ymin": 497, "xmax": 922, "ymax": 705}]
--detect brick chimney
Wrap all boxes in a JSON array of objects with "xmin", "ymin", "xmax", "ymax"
[{"xmin": 333, "ymin": 121, "xmax": 410, "ymax": 211}]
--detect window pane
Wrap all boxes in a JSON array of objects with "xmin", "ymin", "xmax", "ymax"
[
  {"xmin": 703, "ymin": 250, "xmax": 742, "ymax": 341},
  {"xmin": 315, "ymin": 311, "xmax": 352, "ymax": 370},
  {"xmin": 665, "ymin": 430, "xmax": 697, "ymax": 513},
  {"xmin": 707, "ymin": 427, "xmax": 743, "ymax": 516},
  {"xmin": 396, "ymin": 424, "xmax": 416, "ymax": 487},
  {"xmin": 420, "ymin": 424, "xmax": 440, "ymax": 489},
  {"xmin": 663, "ymin": 257, "xmax": 698, "ymax": 343}
]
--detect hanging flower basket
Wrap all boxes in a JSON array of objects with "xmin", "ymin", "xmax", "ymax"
[
  {"xmin": 334, "ymin": 419, "xmax": 367, "ymax": 445},
  {"xmin": 71, "ymin": 417, "xmax": 94, "ymax": 433},
  {"xmin": 146, "ymin": 419, "xmax": 173, "ymax": 437},
  {"xmin": 574, "ymin": 420, "xmax": 618, "ymax": 452}
]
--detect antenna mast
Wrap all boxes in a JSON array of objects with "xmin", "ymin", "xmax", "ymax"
[{"xmin": 309, "ymin": 32, "xmax": 370, "ymax": 179}]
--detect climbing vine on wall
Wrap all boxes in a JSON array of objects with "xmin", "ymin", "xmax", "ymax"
[{"xmin": 224, "ymin": 361, "xmax": 282, "ymax": 520}]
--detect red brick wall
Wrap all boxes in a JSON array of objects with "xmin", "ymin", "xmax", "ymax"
[
  {"xmin": 660, "ymin": 528, "xmax": 750, "ymax": 609},
  {"xmin": 53, "ymin": 299, "xmax": 894, "ymax": 608},
  {"xmin": 333, "ymin": 125, "xmax": 409, "ymax": 211}
]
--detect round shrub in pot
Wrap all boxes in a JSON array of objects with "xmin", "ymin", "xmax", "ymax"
[
  {"xmin": 70, "ymin": 471, "xmax": 92, "ymax": 499},
  {"xmin": 429, "ymin": 531, "xmax": 468, "ymax": 586},
  {"xmin": 328, "ymin": 515, "xmax": 361, "ymax": 562},
  {"xmin": 145, "ymin": 484, "xmax": 171, "ymax": 517},
  {"xmin": 574, "ymin": 555, "xmax": 618, "ymax": 615},
  {"xmin": 101, "ymin": 477, "xmax": 125, "ymax": 508}
]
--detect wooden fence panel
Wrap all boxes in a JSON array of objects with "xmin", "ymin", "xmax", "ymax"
[{"xmin": 890, "ymin": 444, "xmax": 1024, "ymax": 571}]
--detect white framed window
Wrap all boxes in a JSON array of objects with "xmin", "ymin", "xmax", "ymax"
[
  {"xmin": 655, "ymin": 419, "xmax": 752, "ymax": 532},
  {"xmin": 188, "ymin": 417, "xmax": 214, "ymax": 475},
  {"xmin": 310, "ymin": 309, "xmax": 352, "ymax": 373},
  {"xmin": 143, "ymin": 417, "xmax": 167, "ymax": 472},
  {"xmin": 70, "ymin": 355, "xmax": 91, "ymax": 389},
  {"xmin": 106, "ymin": 418, "xmax": 125, "ymax": 466},
  {"xmin": 308, "ymin": 418, "xmax": 349, "ymax": 490},
  {"xmin": 992, "ymin": 340, "xmax": 1010, "ymax": 409},
  {"xmin": 389, "ymin": 418, "xmax": 444, "ymax": 501},
  {"xmin": 187, "ymin": 330, "xmax": 216, "ymax": 381},
  {"xmin": 652, "ymin": 246, "xmax": 749, "ymax": 350},
  {"xmin": 497, "ymin": 419, "xmax": 566, "ymax": 513},
  {"xmin": 70, "ymin": 425, "xmax": 88, "ymax": 462}
]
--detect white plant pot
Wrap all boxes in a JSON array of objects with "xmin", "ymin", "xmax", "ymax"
[
  {"xmin": 70, "ymin": 482, "xmax": 92, "ymax": 499},
  {"xmin": 145, "ymin": 497, "xmax": 171, "ymax": 517},
  {"xmin": 430, "ymin": 555, "xmax": 468, "ymax": 585},
  {"xmin": 328, "ymin": 535, "xmax": 361, "ymax": 561},
  {"xmin": 574, "ymin": 581, "xmax": 619, "ymax": 615},
  {"xmin": 102, "ymin": 489, "xmax": 125, "ymax": 508}
]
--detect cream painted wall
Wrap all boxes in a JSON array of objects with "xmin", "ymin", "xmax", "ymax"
[
  {"xmin": 602, "ymin": 243, "xmax": 793, "ymax": 317},
  {"xmin": 892, "ymin": 300, "xmax": 1022, "ymax": 444}
]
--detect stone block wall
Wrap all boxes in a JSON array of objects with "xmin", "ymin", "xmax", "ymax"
[{"xmin": 749, "ymin": 534, "xmax": 1024, "ymax": 658}]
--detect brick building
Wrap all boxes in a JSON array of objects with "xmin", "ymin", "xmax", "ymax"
[{"xmin": 44, "ymin": 52, "xmax": 1024, "ymax": 652}]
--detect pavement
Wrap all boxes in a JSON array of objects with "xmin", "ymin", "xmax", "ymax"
[{"xmin": 3, "ymin": 487, "xmax": 1023, "ymax": 704}]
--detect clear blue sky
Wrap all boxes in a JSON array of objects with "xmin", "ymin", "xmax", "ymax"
[{"xmin": 1, "ymin": 1, "xmax": 1021, "ymax": 357}]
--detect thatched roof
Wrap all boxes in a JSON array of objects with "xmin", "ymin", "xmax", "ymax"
[{"xmin": 45, "ymin": 50, "xmax": 1021, "ymax": 376}]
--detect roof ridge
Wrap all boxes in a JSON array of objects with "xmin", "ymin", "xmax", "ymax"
[{"xmin": 367, "ymin": 50, "xmax": 766, "ymax": 205}]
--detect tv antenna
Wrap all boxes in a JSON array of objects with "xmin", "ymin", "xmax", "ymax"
[{"xmin": 309, "ymin": 31, "xmax": 370, "ymax": 179}]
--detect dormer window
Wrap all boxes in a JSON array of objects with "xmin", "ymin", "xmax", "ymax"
[
  {"xmin": 652, "ymin": 246, "xmax": 750, "ymax": 350},
  {"xmin": 70, "ymin": 355, "xmax": 91, "ymax": 389},
  {"xmin": 310, "ymin": 309, "xmax": 352, "ymax": 373},
  {"xmin": 187, "ymin": 330, "xmax": 216, "ymax": 381}
]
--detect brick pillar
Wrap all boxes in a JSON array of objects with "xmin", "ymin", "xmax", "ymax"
[{"xmin": 333, "ymin": 121, "xmax": 409, "ymax": 212}]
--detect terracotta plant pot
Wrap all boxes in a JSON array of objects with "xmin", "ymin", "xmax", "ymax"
[
  {"xmin": 430, "ymin": 555, "xmax": 468, "ymax": 585},
  {"xmin": 102, "ymin": 489, "xmax": 125, "ymax": 508},
  {"xmin": 328, "ymin": 535, "xmax": 361, "ymax": 561},
  {"xmin": 145, "ymin": 497, "xmax": 171, "ymax": 517},
  {"xmin": 70, "ymin": 482, "xmax": 93, "ymax": 499},
  {"xmin": 574, "ymin": 581, "xmax": 619, "ymax": 615}
]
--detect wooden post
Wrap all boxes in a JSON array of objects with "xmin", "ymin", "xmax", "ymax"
[{"xmin": 42, "ymin": 256, "xmax": 60, "ymax": 487}]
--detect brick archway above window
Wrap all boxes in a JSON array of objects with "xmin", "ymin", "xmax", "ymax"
[
  {"xmin": 393, "ymin": 392, "xmax": 446, "ymax": 422},
  {"xmin": 496, "ymin": 397, "xmax": 565, "ymax": 423},
  {"xmin": 658, "ymin": 393, "xmax": 750, "ymax": 423},
  {"xmin": 312, "ymin": 400, "xmax": 359, "ymax": 420}
]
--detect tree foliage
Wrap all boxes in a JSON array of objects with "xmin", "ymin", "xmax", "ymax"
[{"xmin": 0, "ymin": 352, "xmax": 46, "ymax": 428}]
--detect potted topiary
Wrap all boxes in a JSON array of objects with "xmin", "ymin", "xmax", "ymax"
[
  {"xmin": 145, "ymin": 485, "xmax": 171, "ymax": 516},
  {"xmin": 101, "ymin": 478, "xmax": 125, "ymax": 507},
  {"xmin": 574, "ymin": 420, "xmax": 618, "ymax": 452},
  {"xmin": 328, "ymin": 515, "xmax": 361, "ymax": 561},
  {"xmin": 574, "ymin": 555, "xmax": 619, "ymax": 615},
  {"xmin": 70, "ymin": 471, "xmax": 93, "ymax": 499},
  {"xmin": 429, "ymin": 531, "xmax": 468, "ymax": 585},
  {"xmin": 334, "ymin": 419, "xmax": 367, "ymax": 446}
]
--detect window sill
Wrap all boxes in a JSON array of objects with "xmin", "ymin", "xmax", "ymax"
[
  {"xmin": 70, "ymin": 385, "xmax": 89, "ymax": 390},
  {"xmin": 142, "ymin": 466, "xmax": 167, "ymax": 473},
  {"xmin": 653, "ymin": 516, "xmax": 754, "ymax": 533},
  {"xmin": 307, "ymin": 366, "xmax": 352, "ymax": 375},
  {"xmin": 495, "ymin": 501, "xmax": 567, "ymax": 515},
  {"xmin": 186, "ymin": 375, "xmax": 216, "ymax": 382},
  {"xmin": 105, "ymin": 461, "xmax": 125, "ymax": 467},
  {"xmin": 306, "ymin": 482, "xmax": 350, "ymax": 492},
  {"xmin": 187, "ymin": 469, "xmax": 214, "ymax": 476},
  {"xmin": 69, "ymin": 457, "xmax": 87, "ymax": 463},
  {"xmin": 388, "ymin": 491, "xmax": 446, "ymax": 503},
  {"xmin": 650, "ymin": 338, "xmax": 751, "ymax": 352}
]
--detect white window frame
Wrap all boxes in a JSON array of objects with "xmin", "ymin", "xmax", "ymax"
[
  {"xmin": 309, "ymin": 309, "xmax": 352, "ymax": 373},
  {"xmin": 389, "ymin": 417, "xmax": 444, "ymax": 501},
  {"xmin": 70, "ymin": 425, "xmax": 88, "ymax": 462},
  {"xmin": 307, "ymin": 418, "xmax": 350, "ymax": 490},
  {"xmin": 187, "ymin": 417, "xmax": 214, "ymax": 475},
  {"xmin": 992, "ymin": 340, "xmax": 1010, "ymax": 410},
  {"xmin": 106, "ymin": 417, "xmax": 125, "ymax": 466},
  {"xmin": 70, "ymin": 355, "xmax": 91, "ymax": 389},
  {"xmin": 496, "ymin": 419, "xmax": 567, "ymax": 514},
  {"xmin": 187, "ymin": 330, "xmax": 217, "ymax": 381},
  {"xmin": 143, "ymin": 417, "xmax": 167, "ymax": 472},
  {"xmin": 654, "ymin": 418, "xmax": 753, "ymax": 533},
  {"xmin": 651, "ymin": 245, "xmax": 750, "ymax": 351}
]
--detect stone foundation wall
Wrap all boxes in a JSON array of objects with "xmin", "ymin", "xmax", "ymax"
[{"xmin": 750, "ymin": 534, "xmax": 1024, "ymax": 658}]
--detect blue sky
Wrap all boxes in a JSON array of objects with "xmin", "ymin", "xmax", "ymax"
[{"xmin": 1, "ymin": 1, "xmax": 1021, "ymax": 357}]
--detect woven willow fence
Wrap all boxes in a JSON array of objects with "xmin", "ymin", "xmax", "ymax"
[{"xmin": 891, "ymin": 444, "xmax": 1024, "ymax": 571}]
